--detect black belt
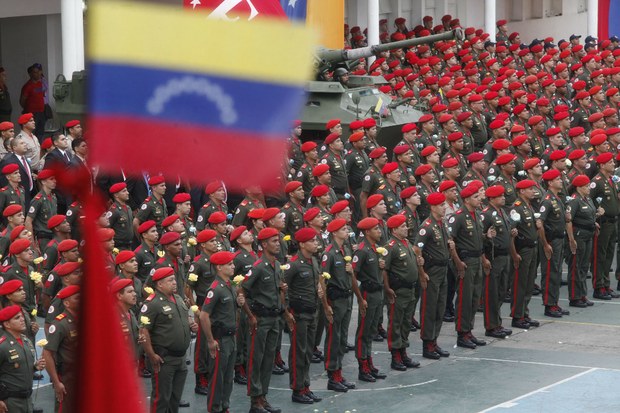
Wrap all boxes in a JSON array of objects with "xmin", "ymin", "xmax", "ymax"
[
  {"xmin": 489, "ymin": 247, "xmax": 509, "ymax": 257},
  {"xmin": 600, "ymin": 216, "xmax": 617, "ymax": 223},
  {"xmin": 573, "ymin": 223, "xmax": 595, "ymax": 231},
  {"xmin": 212, "ymin": 325, "xmax": 237, "ymax": 339},
  {"xmin": 250, "ymin": 303, "xmax": 284, "ymax": 317},
  {"xmin": 4, "ymin": 389, "xmax": 32, "ymax": 399},
  {"xmin": 289, "ymin": 300, "xmax": 317, "ymax": 314},
  {"xmin": 388, "ymin": 274, "xmax": 415, "ymax": 290},
  {"xmin": 155, "ymin": 347, "xmax": 186, "ymax": 357},
  {"xmin": 360, "ymin": 281, "xmax": 383, "ymax": 293},
  {"xmin": 458, "ymin": 249, "xmax": 484, "ymax": 259},
  {"xmin": 326, "ymin": 285, "xmax": 352, "ymax": 300}
]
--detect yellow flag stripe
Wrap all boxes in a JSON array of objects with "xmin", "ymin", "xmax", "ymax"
[{"xmin": 89, "ymin": 1, "xmax": 315, "ymax": 85}]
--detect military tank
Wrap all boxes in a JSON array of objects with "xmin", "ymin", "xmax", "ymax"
[
  {"xmin": 303, "ymin": 28, "xmax": 464, "ymax": 153},
  {"xmin": 53, "ymin": 70, "xmax": 87, "ymax": 128}
]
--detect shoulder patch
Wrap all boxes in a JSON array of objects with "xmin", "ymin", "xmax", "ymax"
[
  {"xmin": 290, "ymin": 255, "xmax": 299, "ymax": 262},
  {"xmin": 55, "ymin": 313, "xmax": 66, "ymax": 321},
  {"xmin": 0, "ymin": 336, "xmax": 5, "ymax": 344},
  {"xmin": 146, "ymin": 294, "xmax": 155, "ymax": 301},
  {"xmin": 157, "ymin": 257, "xmax": 165, "ymax": 263},
  {"xmin": 34, "ymin": 193, "xmax": 42, "ymax": 200},
  {"xmin": 389, "ymin": 240, "xmax": 396, "ymax": 247},
  {"xmin": 209, "ymin": 280, "xmax": 219, "ymax": 290},
  {"xmin": 515, "ymin": 201, "xmax": 522, "ymax": 206},
  {"xmin": 325, "ymin": 244, "xmax": 333, "ymax": 252},
  {"xmin": 240, "ymin": 200, "xmax": 249, "ymax": 206}
]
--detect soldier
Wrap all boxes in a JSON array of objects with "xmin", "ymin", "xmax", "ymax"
[
  {"xmin": 41, "ymin": 239, "xmax": 79, "ymax": 311},
  {"xmin": 360, "ymin": 147, "xmax": 388, "ymax": 216},
  {"xmin": 414, "ymin": 192, "xmax": 449, "ymax": 359},
  {"xmin": 345, "ymin": 132, "xmax": 369, "ymax": 222},
  {"xmin": 231, "ymin": 186, "xmax": 265, "ymax": 228},
  {"xmin": 140, "ymin": 267, "xmax": 197, "ymax": 413},
  {"xmin": 320, "ymin": 133, "xmax": 349, "ymax": 196},
  {"xmin": 196, "ymin": 181, "xmax": 229, "ymax": 231},
  {"xmin": 240, "ymin": 227, "xmax": 285, "ymax": 413},
  {"xmin": 172, "ymin": 192, "xmax": 195, "ymax": 240},
  {"xmin": 44, "ymin": 262, "xmax": 82, "ymax": 332},
  {"xmin": 566, "ymin": 175, "xmax": 599, "ymax": 307},
  {"xmin": 199, "ymin": 251, "xmax": 244, "ymax": 413},
  {"xmin": 155, "ymin": 232, "xmax": 190, "ymax": 305},
  {"xmin": 0, "ymin": 305, "xmax": 45, "ymax": 413},
  {"xmin": 187, "ymin": 229, "xmax": 218, "ymax": 395},
  {"xmin": 510, "ymin": 180, "xmax": 542, "ymax": 329},
  {"xmin": 108, "ymin": 182, "xmax": 134, "ymax": 251},
  {"xmin": 0, "ymin": 164, "xmax": 25, "ymax": 217},
  {"xmin": 448, "ymin": 184, "xmax": 492, "ymax": 349},
  {"xmin": 134, "ymin": 220, "xmax": 161, "ymax": 283},
  {"xmin": 0, "ymin": 279, "xmax": 39, "ymax": 344},
  {"xmin": 133, "ymin": 175, "xmax": 168, "ymax": 235},
  {"xmin": 384, "ymin": 214, "xmax": 420, "ymax": 370},
  {"xmin": 207, "ymin": 212, "xmax": 232, "ymax": 253},
  {"xmin": 25, "ymin": 169, "xmax": 56, "ymax": 250},
  {"xmin": 320, "ymin": 218, "xmax": 355, "ymax": 392},
  {"xmin": 481, "ymin": 186, "xmax": 515, "ymax": 338},
  {"xmin": 539, "ymin": 169, "xmax": 570, "ymax": 318},
  {"xmin": 281, "ymin": 181, "xmax": 305, "ymax": 248},
  {"xmin": 590, "ymin": 152, "xmax": 620, "ymax": 299},
  {"xmin": 283, "ymin": 228, "xmax": 323, "ymax": 404},
  {"xmin": 415, "ymin": 164, "xmax": 438, "ymax": 221},
  {"xmin": 495, "ymin": 154, "xmax": 518, "ymax": 205},
  {"xmin": 377, "ymin": 162, "xmax": 402, "ymax": 217},
  {"xmin": 4, "ymin": 239, "xmax": 38, "ymax": 314},
  {"xmin": 462, "ymin": 152, "xmax": 489, "ymax": 188},
  {"xmin": 43, "ymin": 285, "xmax": 80, "ymax": 413},
  {"xmin": 111, "ymin": 278, "xmax": 142, "ymax": 363},
  {"xmin": 0, "ymin": 204, "xmax": 24, "ymax": 259},
  {"xmin": 393, "ymin": 145, "xmax": 416, "ymax": 189},
  {"xmin": 469, "ymin": 95, "xmax": 489, "ymax": 151},
  {"xmin": 296, "ymin": 142, "xmax": 320, "ymax": 198},
  {"xmin": 288, "ymin": 120, "xmax": 304, "ymax": 172}
]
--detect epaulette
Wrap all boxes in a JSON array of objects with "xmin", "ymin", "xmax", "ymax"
[
  {"xmin": 545, "ymin": 195, "xmax": 551, "ymax": 199},
  {"xmin": 34, "ymin": 193, "xmax": 42, "ymax": 200},
  {"xmin": 133, "ymin": 246, "xmax": 142, "ymax": 254},
  {"xmin": 515, "ymin": 201, "xmax": 522, "ymax": 206},
  {"xmin": 347, "ymin": 150, "xmax": 353, "ymax": 155},
  {"xmin": 144, "ymin": 196, "xmax": 151, "ymax": 202},
  {"xmin": 301, "ymin": 163, "xmax": 307, "ymax": 168},
  {"xmin": 145, "ymin": 294, "xmax": 155, "ymax": 301},
  {"xmin": 290, "ymin": 255, "xmax": 299, "ymax": 262},
  {"xmin": 193, "ymin": 255, "xmax": 201, "ymax": 262},
  {"xmin": 389, "ymin": 239, "xmax": 396, "ymax": 247},
  {"xmin": 423, "ymin": 218, "xmax": 432, "ymax": 226},
  {"xmin": 456, "ymin": 209, "xmax": 463, "ymax": 214},
  {"xmin": 0, "ymin": 336, "xmax": 5, "ymax": 344},
  {"xmin": 378, "ymin": 184, "xmax": 386, "ymax": 190},
  {"xmin": 209, "ymin": 280, "xmax": 219, "ymax": 290},
  {"xmin": 0, "ymin": 187, "xmax": 6, "ymax": 192},
  {"xmin": 253, "ymin": 259, "xmax": 263, "ymax": 267},
  {"xmin": 283, "ymin": 202, "xmax": 291, "ymax": 209},
  {"xmin": 240, "ymin": 200, "xmax": 248, "ymax": 206},
  {"xmin": 70, "ymin": 201, "xmax": 79, "ymax": 207},
  {"xmin": 157, "ymin": 257, "xmax": 165, "ymax": 263},
  {"xmin": 482, "ymin": 207, "xmax": 489, "ymax": 212},
  {"xmin": 201, "ymin": 203, "xmax": 210, "ymax": 209},
  {"xmin": 594, "ymin": 176, "xmax": 602, "ymax": 181},
  {"xmin": 325, "ymin": 244, "xmax": 334, "ymax": 252},
  {"xmin": 55, "ymin": 313, "xmax": 66, "ymax": 321},
  {"xmin": 359, "ymin": 241, "xmax": 366, "ymax": 249},
  {"xmin": 47, "ymin": 239, "xmax": 57, "ymax": 248}
]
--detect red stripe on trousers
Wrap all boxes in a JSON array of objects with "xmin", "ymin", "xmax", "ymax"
[
  {"xmin": 592, "ymin": 234, "xmax": 598, "ymax": 290},
  {"xmin": 324, "ymin": 301, "xmax": 333, "ymax": 371},
  {"xmin": 571, "ymin": 255, "xmax": 577, "ymax": 300},
  {"xmin": 194, "ymin": 323, "xmax": 201, "ymax": 374},
  {"xmin": 151, "ymin": 371, "xmax": 159, "ymax": 413},
  {"xmin": 208, "ymin": 341, "xmax": 220, "ymax": 412}
]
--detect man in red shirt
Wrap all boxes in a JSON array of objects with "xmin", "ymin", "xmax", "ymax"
[{"xmin": 19, "ymin": 64, "xmax": 46, "ymax": 142}]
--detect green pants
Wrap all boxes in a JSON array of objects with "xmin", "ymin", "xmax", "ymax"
[
  {"xmin": 150, "ymin": 355, "xmax": 188, "ymax": 413},
  {"xmin": 288, "ymin": 311, "xmax": 317, "ymax": 391},
  {"xmin": 247, "ymin": 315, "xmax": 279, "ymax": 397},
  {"xmin": 8, "ymin": 397, "xmax": 33, "ymax": 413},
  {"xmin": 595, "ymin": 222, "xmax": 617, "ymax": 289},
  {"xmin": 313, "ymin": 305, "xmax": 325, "ymax": 349},
  {"xmin": 324, "ymin": 296, "xmax": 351, "ymax": 372},
  {"xmin": 483, "ymin": 255, "xmax": 509, "ymax": 330},
  {"xmin": 511, "ymin": 246, "xmax": 538, "ymax": 319},
  {"xmin": 55, "ymin": 371, "xmax": 76, "ymax": 413},
  {"xmin": 419, "ymin": 265, "xmax": 448, "ymax": 341},
  {"xmin": 568, "ymin": 234, "xmax": 592, "ymax": 300},
  {"xmin": 387, "ymin": 286, "xmax": 415, "ymax": 350},
  {"xmin": 207, "ymin": 336, "xmax": 236, "ymax": 413},
  {"xmin": 541, "ymin": 237, "xmax": 565, "ymax": 306},
  {"xmin": 235, "ymin": 309, "xmax": 248, "ymax": 367},
  {"xmin": 355, "ymin": 290, "xmax": 383, "ymax": 360},
  {"xmin": 194, "ymin": 317, "xmax": 209, "ymax": 376},
  {"xmin": 455, "ymin": 257, "xmax": 483, "ymax": 333}
]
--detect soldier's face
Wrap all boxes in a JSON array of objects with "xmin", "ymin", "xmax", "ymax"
[
  {"xmin": 144, "ymin": 227, "xmax": 159, "ymax": 243},
  {"xmin": 153, "ymin": 183, "xmax": 166, "ymax": 196},
  {"xmin": 366, "ymin": 226, "xmax": 382, "ymax": 243},
  {"xmin": 262, "ymin": 236, "xmax": 281, "ymax": 255},
  {"xmin": 336, "ymin": 207, "xmax": 352, "ymax": 223},
  {"xmin": 9, "ymin": 212, "xmax": 24, "ymax": 226},
  {"xmin": 117, "ymin": 188, "xmax": 130, "ymax": 202},
  {"xmin": 166, "ymin": 240, "xmax": 183, "ymax": 257},
  {"xmin": 123, "ymin": 257, "xmax": 139, "ymax": 274},
  {"xmin": 8, "ymin": 170, "xmax": 21, "ymax": 184},
  {"xmin": 239, "ymin": 230, "xmax": 254, "ymax": 245},
  {"xmin": 301, "ymin": 237, "xmax": 319, "ymax": 254},
  {"xmin": 202, "ymin": 238, "xmax": 219, "ymax": 253},
  {"xmin": 8, "ymin": 286, "xmax": 26, "ymax": 304},
  {"xmin": 158, "ymin": 276, "xmax": 177, "ymax": 295},
  {"xmin": 43, "ymin": 177, "xmax": 57, "ymax": 190},
  {"xmin": 292, "ymin": 187, "xmax": 305, "ymax": 201},
  {"xmin": 120, "ymin": 285, "xmax": 137, "ymax": 306},
  {"xmin": 177, "ymin": 202, "xmax": 191, "ymax": 216},
  {"xmin": 18, "ymin": 247, "xmax": 34, "ymax": 263},
  {"xmin": 218, "ymin": 262, "xmax": 235, "ymax": 277},
  {"xmin": 393, "ymin": 223, "xmax": 408, "ymax": 239},
  {"xmin": 5, "ymin": 312, "xmax": 26, "ymax": 333},
  {"xmin": 171, "ymin": 220, "xmax": 185, "ymax": 233}
]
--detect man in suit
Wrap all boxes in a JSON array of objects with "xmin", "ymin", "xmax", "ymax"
[
  {"xmin": 0, "ymin": 136, "xmax": 34, "ymax": 209},
  {"xmin": 69, "ymin": 137, "xmax": 94, "ymax": 194},
  {"xmin": 44, "ymin": 131, "xmax": 73, "ymax": 214},
  {"xmin": 126, "ymin": 173, "xmax": 150, "ymax": 212}
]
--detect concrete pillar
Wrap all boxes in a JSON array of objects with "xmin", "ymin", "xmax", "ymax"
[
  {"xmin": 587, "ymin": 0, "xmax": 597, "ymax": 38},
  {"xmin": 485, "ymin": 0, "xmax": 496, "ymax": 42},
  {"xmin": 61, "ymin": 0, "xmax": 84, "ymax": 77},
  {"xmin": 367, "ymin": 0, "xmax": 379, "ymax": 65}
]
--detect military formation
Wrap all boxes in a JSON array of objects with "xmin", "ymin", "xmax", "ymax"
[{"xmin": 0, "ymin": 13, "xmax": 619, "ymax": 413}]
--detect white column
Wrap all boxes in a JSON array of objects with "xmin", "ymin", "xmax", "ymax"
[
  {"xmin": 587, "ymin": 0, "xmax": 598, "ymax": 37},
  {"xmin": 485, "ymin": 0, "xmax": 496, "ymax": 42},
  {"xmin": 367, "ymin": 0, "xmax": 380, "ymax": 66},
  {"xmin": 61, "ymin": 0, "xmax": 84, "ymax": 77}
]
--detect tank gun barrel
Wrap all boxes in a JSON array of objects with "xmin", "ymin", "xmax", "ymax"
[{"xmin": 315, "ymin": 29, "xmax": 463, "ymax": 72}]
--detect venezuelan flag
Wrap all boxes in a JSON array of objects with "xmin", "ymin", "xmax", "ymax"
[
  {"xmin": 281, "ymin": 0, "xmax": 344, "ymax": 48},
  {"xmin": 598, "ymin": 0, "xmax": 620, "ymax": 40},
  {"xmin": 88, "ymin": 1, "xmax": 314, "ymax": 190}
]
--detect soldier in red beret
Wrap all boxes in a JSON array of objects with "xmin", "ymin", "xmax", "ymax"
[
  {"xmin": 232, "ymin": 186, "xmax": 265, "ymax": 228},
  {"xmin": 295, "ymin": 142, "xmax": 320, "ymax": 198},
  {"xmin": 172, "ymin": 192, "xmax": 195, "ymax": 241},
  {"xmin": 44, "ymin": 262, "xmax": 83, "ymax": 331},
  {"xmin": 25, "ymin": 169, "xmax": 56, "ymax": 250},
  {"xmin": 108, "ymin": 182, "xmax": 134, "ymax": 251},
  {"xmin": 154, "ymin": 231, "xmax": 191, "ymax": 308},
  {"xmin": 360, "ymin": 147, "xmax": 388, "ymax": 217},
  {"xmin": 196, "ymin": 181, "xmax": 228, "ymax": 231},
  {"xmin": 133, "ymin": 175, "xmax": 168, "ymax": 236},
  {"xmin": 281, "ymin": 182, "xmax": 305, "ymax": 252},
  {"xmin": 0, "ymin": 163, "xmax": 25, "ymax": 220}
]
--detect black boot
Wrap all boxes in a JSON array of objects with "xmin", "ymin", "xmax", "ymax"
[
  {"xmin": 390, "ymin": 350, "xmax": 407, "ymax": 371},
  {"xmin": 358, "ymin": 359, "xmax": 376, "ymax": 382}
]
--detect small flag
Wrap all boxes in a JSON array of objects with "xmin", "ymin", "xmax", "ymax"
[
  {"xmin": 374, "ymin": 97, "xmax": 383, "ymax": 114},
  {"xmin": 184, "ymin": 0, "xmax": 287, "ymax": 20},
  {"xmin": 88, "ymin": 1, "xmax": 314, "ymax": 191}
]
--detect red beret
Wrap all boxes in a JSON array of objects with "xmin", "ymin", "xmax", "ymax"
[
  {"xmin": 496, "ymin": 154, "xmax": 516, "ymax": 165},
  {"xmin": 420, "ymin": 146, "xmax": 437, "ymax": 157},
  {"xmin": 152, "ymin": 267, "xmax": 175, "ymax": 282},
  {"xmin": 575, "ymin": 91, "xmax": 590, "ymax": 100},
  {"xmin": 442, "ymin": 158, "xmax": 459, "ymax": 169},
  {"xmin": 438, "ymin": 114, "xmax": 453, "ymax": 124},
  {"xmin": 17, "ymin": 113, "xmax": 33, "ymax": 125},
  {"xmin": 513, "ymin": 104, "xmax": 527, "ymax": 115},
  {"xmin": 324, "ymin": 133, "xmax": 340, "ymax": 145},
  {"xmin": 439, "ymin": 180, "xmax": 456, "ymax": 192},
  {"xmin": 311, "ymin": 185, "xmax": 329, "ymax": 197},
  {"xmin": 366, "ymin": 194, "xmax": 384, "ymax": 209},
  {"xmin": 382, "ymin": 162, "xmax": 399, "ymax": 175},
  {"xmin": 47, "ymin": 215, "xmax": 66, "ymax": 230},
  {"xmin": 330, "ymin": 200, "xmax": 349, "ymax": 215},
  {"xmin": 196, "ymin": 229, "xmax": 217, "ymax": 243},
  {"xmin": 0, "ymin": 305, "xmax": 22, "ymax": 322},
  {"xmin": 569, "ymin": 127, "xmax": 585, "ymax": 137},
  {"xmin": 2, "ymin": 204, "xmax": 22, "ymax": 217},
  {"xmin": 205, "ymin": 181, "xmax": 224, "ymax": 194},
  {"xmin": 172, "ymin": 192, "xmax": 191, "ymax": 204},
  {"xmin": 138, "ymin": 220, "xmax": 156, "ymax": 234},
  {"xmin": 58, "ymin": 239, "xmax": 78, "ymax": 252},
  {"xmin": 554, "ymin": 111, "xmax": 569, "ymax": 122},
  {"xmin": 303, "ymin": 207, "xmax": 320, "ymax": 222},
  {"xmin": 386, "ymin": 214, "xmax": 406, "ymax": 229},
  {"xmin": 9, "ymin": 238, "xmax": 30, "ymax": 255},
  {"xmin": 527, "ymin": 115, "xmax": 544, "ymax": 126},
  {"xmin": 327, "ymin": 218, "xmax": 346, "ymax": 233},
  {"xmin": 448, "ymin": 132, "xmax": 463, "ymax": 142},
  {"xmin": 363, "ymin": 118, "xmax": 377, "ymax": 129},
  {"xmin": 57, "ymin": 261, "xmax": 81, "ymax": 276},
  {"xmin": 369, "ymin": 147, "xmax": 387, "ymax": 159},
  {"xmin": 607, "ymin": 127, "xmax": 620, "ymax": 136},
  {"xmin": 467, "ymin": 152, "xmax": 485, "ymax": 163},
  {"xmin": 41, "ymin": 137, "xmax": 53, "ymax": 150},
  {"xmin": 542, "ymin": 169, "xmax": 561, "ymax": 181},
  {"xmin": 350, "ymin": 120, "xmax": 364, "ymax": 130},
  {"xmin": 393, "ymin": 145, "xmax": 410, "ymax": 155},
  {"xmin": 261, "ymin": 208, "xmax": 280, "ymax": 222},
  {"xmin": 247, "ymin": 208, "xmax": 264, "ymax": 219},
  {"xmin": 523, "ymin": 158, "xmax": 540, "ymax": 170},
  {"xmin": 210, "ymin": 251, "xmax": 235, "ymax": 266},
  {"xmin": 0, "ymin": 122, "xmax": 14, "ymax": 131},
  {"xmin": 572, "ymin": 175, "xmax": 590, "ymax": 187},
  {"xmin": 9, "ymin": 225, "xmax": 25, "ymax": 242},
  {"xmin": 512, "ymin": 135, "xmax": 528, "ymax": 147},
  {"xmin": 109, "ymin": 182, "xmax": 127, "ymax": 194},
  {"xmin": 603, "ymin": 108, "xmax": 617, "ymax": 118},
  {"xmin": 460, "ymin": 184, "xmax": 478, "ymax": 199},
  {"xmin": 418, "ymin": 114, "xmax": 434, "ymax": 123},
  {"xmin": 257, "ymin": 227, "xmax": 279, "ymax": 240},
  {"xmin": 568, "ymin": 149, "xmax": 586, "ymax": 161},
  {"xmin": 485, "ymin": 185, "xmax": 505, "ymax": 198},
  {"xmin": 400, "ymin": 186, "xmax": 417, "ymax": 199},
  {"xmin": 148, "ymin": 175, "xmax": 165, "ymax": 186},
  {"xmin": 159, "ymin": 231, "xmax": 180, "ymax": 245},
  {"xmin": 326, "ymin": 119, "xmax": 341, "ymax": 130},
  {"xmin": 110, "ymin": 278, "xmax": 133, "ymax": 294},
  {"xmin": 358, "ymin": 217, "xmax": 380, "ymax": 230},
  {"xmin": 402, "ymin": 123, "xmax": 416, "ymax": 133},
  {"xmin": 294, "ymin": 227, "xmax": 318, "ymax": 243},
  {"xmin": 516, "ymin": 179, "xmax": 536, "ymax": 189},
  {"xmin": 0, "ymin": 280, "xmax": 22, "ymax": 296},
  {"xmin": 588, "ymin": 113, "xmax": 604, "ymax": 123},
  {"xmin": 589, "ymin": 134, "xmax": 607, "ymax": 147},
  {"xmin": 284, "ymin": 181, "xmax": 302, "ymax": 193},
  {"xmin": 1, "ymin": 164, "xmax": 18, "ymax": 175},
  {"xmin": 312, "ymin": 164, "xmax": 330, "ymax": 177},
  {"xmin": 596, "ymin": 152, "xmax": 614, "ymax": 164},
  {"xmin": 229, "ymin": 226, "xmax": 246, "ymax": 242},
  {"xmin": 415, "ymin": 164, "xmax": 433, "ymax": 176},
  {"xmin": 161, "ymin": 214, "xmax": 180, "ymax": 228},
  {"xmin": 301, "ymin": 141, "xmax": 317, "ymax": 152},
  {"xmin": 492, "ymin": 139, "xmax": 511, "ymax": 150},
  {"xmin": 546, "ymin": 127, "xmax": 561, "ymax": 137},
  {"xmin": 65, "ymin": 120, "xmax": 80, "ymax": 128},
  {"xmin": 348, "ymin": 132, "xmax": 365, "ymax": 143},
  {"xmin": 427, "ymin": 192, "xmax": 446, "ymax": 205},
  {"xmin": 37, "ymin": 169, "xmax": 54, "ymax": 181},
  {"xmin": 549, "ymin": 150, "xmax": 567, "ymax": 161}
]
